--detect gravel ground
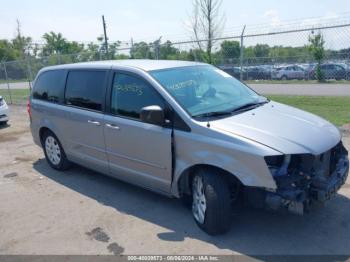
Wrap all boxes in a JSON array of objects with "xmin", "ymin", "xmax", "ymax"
[{"xmin": 0, "ymin": 105, "xmax": 349, "ymax": 256}]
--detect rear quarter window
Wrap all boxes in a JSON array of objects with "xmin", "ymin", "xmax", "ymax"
[{"xmin": 33, "ymin": 70, "xmax": 66, "ymax": 103}]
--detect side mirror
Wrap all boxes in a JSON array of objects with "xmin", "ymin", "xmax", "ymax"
[{"xmin": 140, "ymin": 105, "xmax": 165, "ymax": 126}]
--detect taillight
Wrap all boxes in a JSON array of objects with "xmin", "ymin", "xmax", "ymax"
[{"xmin": 27, "ymin": 97, "xmax": 31, "ymax": 119}]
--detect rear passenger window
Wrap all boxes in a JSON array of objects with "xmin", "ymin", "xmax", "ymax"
[
  {"xmin": 33, "ymin": 70, "xmax": 66, "ymax": 103},
  {"xmin": 65, "ymin": 71, "xmax": 106, "ymax": 111},
  {"xmin": 111, "ymin": 73, "xmax": 165, "ymax": 119}
]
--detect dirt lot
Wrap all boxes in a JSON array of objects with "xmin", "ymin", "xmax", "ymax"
[{"xmin": 1, "ymin": 105, "xmax": 350, "ymax": 256}]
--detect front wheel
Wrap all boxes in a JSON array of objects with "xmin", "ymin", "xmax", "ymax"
[{"xmin": 191, "ymin": 170, "xmax": 232, "ymax": 235}]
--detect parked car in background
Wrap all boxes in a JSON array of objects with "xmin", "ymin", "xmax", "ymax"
[
  {"xmin": 309, "ymin": 63, "xmax": 347, "ymax": 80},
  {"xmin": 0, "ymin": 96, "xmax": 9, "ymax": 124},
  {"xmin": 29, "ymin": 60, "xmax": 349, "ymax": 235},
  {"xmin": 271, "ymin": 65, "xmax": 306, "ymax": 80},
  {"xmin": 303, "ymin": 63, "xmax": 317, "ymax": 80},
  {"xmin": 245, "ymin": 66, "xmax": 271, "ymax": 80},
  {"xmin": 339, "ymin": 63, "xmax": 350, "ymax": 80},
  {"xmin": 219, "ymin": 65, "xmax": 246, "ymax": 80}
]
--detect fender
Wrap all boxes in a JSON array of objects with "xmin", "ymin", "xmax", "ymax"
[{"xmin": 170, "ymin": 129, "xmax": 280, "ymax": 197}]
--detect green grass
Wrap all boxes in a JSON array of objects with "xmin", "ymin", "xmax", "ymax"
[
  {"xmin": 268, "ymin": 95, "xmax": 350, "ymax": 126},
  {"xmin": 0, "ymin": 88, "xmax": 30, "ymax": 103},
  {"xmin": 246, "ymin": 79, "xmax": 350, "ymax": 85}
]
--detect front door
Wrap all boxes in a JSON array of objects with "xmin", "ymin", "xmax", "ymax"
[{"xmin": 104, "ymin": 71, "xmax": 172, "ymax": 193}]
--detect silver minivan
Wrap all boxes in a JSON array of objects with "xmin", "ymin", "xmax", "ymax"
[{"xmin": 29, "ymin": 60, "xmax": 349, "ymax": 235}]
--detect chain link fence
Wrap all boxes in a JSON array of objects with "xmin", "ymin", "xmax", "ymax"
[{"xmin": 1, "ymin": 17, "xmax": 350, "ymax": 104}]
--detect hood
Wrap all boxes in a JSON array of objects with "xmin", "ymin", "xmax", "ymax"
[{"xmin": 211, "ymin": 101, "xmax": 341, "ymax": 155}]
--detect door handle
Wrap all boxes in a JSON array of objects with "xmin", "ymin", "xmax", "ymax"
[
  {"xmin": 105, "ymin": 123, "xmax": 120, "ymax": 130},
  {"xmin": 88, "ymin": 120, "xmax": 101, "ymax": 126}
]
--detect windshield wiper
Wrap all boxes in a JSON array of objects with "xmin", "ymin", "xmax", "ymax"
[
  {"xmin": 192, "ymin": 110, "xmax": 233, "ymax": 119},
  {"xmin": 193, "ymin": 99, "xmax": 269, "ymax": 119},
  {"xmin": 231, "ymin": 100, "xmax": 269, "ymax": 113}
]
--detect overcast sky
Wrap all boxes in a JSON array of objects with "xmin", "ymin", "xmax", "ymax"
[{"xmin": 1, "ymin": 0, "xmax": 349, "ymax": 44}]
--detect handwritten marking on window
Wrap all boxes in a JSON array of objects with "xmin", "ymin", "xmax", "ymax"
[
  {"xmin": 168, "ymin": 80, "xmax": 197, "ymax": 90},
  {"xmin": 115, "ymin": 84, "xmax": 143, "ymax": 96}
]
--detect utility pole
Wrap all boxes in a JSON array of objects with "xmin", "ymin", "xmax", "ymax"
[
  {"xmin": 155, "ymin": 36, "xmax": 162, "ymax": 60},
  {"xmin": 102, "ymin": 15, "xmax": 109, "ymax": 59},
  {"xmin": 130, "ymin": 37, "xmax": 134, "ymax": 59},
  {"xmin": 2, "ymin": 61, "xmax": 12, "ymax": 104},
  {"xmin": 240, "ymin": 25, "xmax": 246, "ymax": 81}
]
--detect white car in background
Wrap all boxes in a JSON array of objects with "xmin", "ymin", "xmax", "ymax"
[
  {"xmin": 0, "ymin": 96, "xmax": 9, "ymax": 124},
  {"xmin": 272, "ymin": 65, "xmax": 306, "ymax": 80}
]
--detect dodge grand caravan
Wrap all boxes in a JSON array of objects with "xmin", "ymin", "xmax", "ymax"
[{"xmin": 29, "ymin": 60, "xmax": 349, "ymax": 235}]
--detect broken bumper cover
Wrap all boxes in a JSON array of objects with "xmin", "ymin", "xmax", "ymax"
[
  {"xmin": 265, "ymin": 154, "xmax": 349, "ymax": 215},
  {"xmin": 310, "ymin": 156, "xmax": 349, "ymax": 202}
]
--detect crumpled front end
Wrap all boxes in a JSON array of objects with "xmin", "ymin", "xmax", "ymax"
[{"xmin": 246, "ymin": 141, "xmax": 349, "ymax": 215}]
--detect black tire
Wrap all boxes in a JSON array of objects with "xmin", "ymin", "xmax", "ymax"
[
  {"xmin": 191, "ymin": 169, "xmax": 232, "ymax": 235},
  {"xmin": 281, "ymin": 75, "xmax": 288, "ymax": 81},
  {"xmin": 42, "ymin": 130, "xmax": 71, "ymax": 171}
]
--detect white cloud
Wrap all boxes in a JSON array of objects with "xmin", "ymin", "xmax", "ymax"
[
  {"xmin": 263, "ymin": 9, "xmax": 281, "ymax": 26},
  {"xmin": 120, "ymin": 10, "xmax": 138, "ymax": 20},
  {"xmin": 300, "ymin": 11, "xmax": 340, "ymax": 27},
  {"xmin": 324, "ymin": 11, "xmax": 339, "ymax": 20}
]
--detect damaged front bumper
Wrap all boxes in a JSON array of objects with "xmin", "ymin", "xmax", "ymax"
[
  {"xmin": 248, "ymin": 142, "xmax": 349, "ymax": 215},
  {"xmin": 310, "ymin": 156, "xmax": 349, "ymax": 202},
  {"xmin": 266, "ymin": 155, "xmax": 348, "ymax": 215}
]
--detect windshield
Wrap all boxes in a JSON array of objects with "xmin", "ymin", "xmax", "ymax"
[{"xmin": 150, "ymin": 65, "xmax": 264, "ymax": 117}]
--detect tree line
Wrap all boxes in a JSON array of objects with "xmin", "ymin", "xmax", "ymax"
[
  {"xmin": 0, "ymin": 0, "xmax": 348, "ymax": 82},
  {"xmin": 1, "ymin": 28, "xmax": 346, "ymax": 65}
]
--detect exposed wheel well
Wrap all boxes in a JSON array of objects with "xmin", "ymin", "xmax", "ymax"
[
  {"xmin": 39, "ymin": 127, "xmax": 52, "ymax": 145},
  {"xmin": 178, "ymin": 164, "xmax": 242, "ymax": 197}
]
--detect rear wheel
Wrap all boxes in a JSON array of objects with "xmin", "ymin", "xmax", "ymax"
[
  {"xmin": 281, "ymin": 75, "xmax": 288, "ymax": 81},
  {"xmin": 191, "ymin": 169, "xmax": 232, "ymax": 235},
  {"xmin": 42, "ymin": 130, "xmax": 71, "ymax": 171}
]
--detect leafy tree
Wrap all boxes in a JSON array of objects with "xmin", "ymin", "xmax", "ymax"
[
  {"xmin": 253, "ymin": 44, "xmax": 269, "ymax": 58},
  {"xmin": 159, "ymin": 41, "xmax": 178, "ymax": 59},
  {"xmin": 132, "ymin": 42, "xmax": 152, "ymax": 59},
  {"xmin": 220, "ymin": 40, "xmax": 240, "ymax": 62},
  {"xmin": 0, "ymin": 40, "xmax": 18, "ymax": 61},
  {"xmin": 41, "ymin": 32, "xmax": 84, "ymax": 57},
  {"xmin": 80, "ymin": 42, "xmax": 101, "ymax": 61},
  {"xmin": 41, "ymin": 32, "xmax": 68, "ymax": 55},
  {"xmin": 115, "ymin": 54, "xmax": 129, "ymax": 59},
  {"xmin": 308, "ymin": 32, "xmax": 325, "ymax": 82},
  {"xmin": 243, "ymin": 46, "xmax": 255, "ymax": 59},
  {"xmin": 109, "ymin": 41, "xmax": 121, "ymax": 59}
]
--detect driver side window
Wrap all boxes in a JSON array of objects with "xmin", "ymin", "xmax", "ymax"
[{"xmin": 111, "ymin": 73, "xmax": 165, "ymax": 120}]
